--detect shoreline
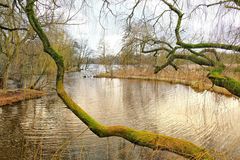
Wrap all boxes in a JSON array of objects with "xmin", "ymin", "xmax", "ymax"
[
  {"xmin": 95, "ymin": 73, "xmax": 233, "ymax": 97},
  {"xmin": 0, "ymin": 89, "xmax": 46, "ymax": 107}
]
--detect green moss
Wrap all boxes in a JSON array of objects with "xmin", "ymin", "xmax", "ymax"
[
  {"xmin": 25, "ymin": 1, "xmax": 215, "ymax": 159},
  {"xmin": 208, "ymin": 72, "xmax": 240, "ymax": 97}
]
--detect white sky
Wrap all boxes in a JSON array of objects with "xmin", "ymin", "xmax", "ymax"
[
  {"xmin": 64, "ymin": 1, "xmax": 123, "ymax": 55},
  {"xmin": 63, "ymin": 0, "xmax": 240, "ymax": 55}
]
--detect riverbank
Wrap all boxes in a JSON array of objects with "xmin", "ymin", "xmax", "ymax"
[
  {"xmin": 95, "ymin": 66, "xmax": 234, "ymax": 97},
  {"xmin": 0, "ymin": 89, "xmax": 46, "ymax": 106}
]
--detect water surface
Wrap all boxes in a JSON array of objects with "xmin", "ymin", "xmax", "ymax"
[{"xmin": 0, "ymin": 72, "xmax": 240, "ymax": 159}]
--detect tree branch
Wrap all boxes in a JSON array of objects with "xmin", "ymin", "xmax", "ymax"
[
  {"xmin": 0, "ymin": 2, "xmax": 9, "ymax": 8},
  {"xmin": 154, "ymin": 52, "xmax": 215, "ymax": 74},
  {"xmin": 173, "ymin": 54, "xmax": 214, "ymax": 66},
  {"xmin": 0, "ymin": 25, "xmax": 28, "ymax": 31},
  {"xmin": 225, "ymin": 5, "xmax": 240, "ymax": 10},
  {"xmin": 208, "ymin": 72, "xmax": 240, "ymax": 97},
  {"xmin": 162, "ymin": 0, "xmax": 240, "ymax": 52},
  {"xmin": 25, "ymin": 0, "xmax": 214, "ymax": 159}
]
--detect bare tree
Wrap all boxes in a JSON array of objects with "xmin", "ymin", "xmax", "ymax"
[
  {"xmin": 0, "ymin": 0, "xmax": 79, "ymax": 89},
  {"xmin": 0, "ymin": 0, "xmax": 30, "ymax": 89},
  {"xmin": 22, "ymin": 0, "xmax": 214, "ymax": 159},
  {"xmin": 98, "ymin": 38, "xmax": 114, "ymax": 73},
  {"xmin": 5, "ymin": 0, "xmax": 240, "ymax": 159},
  {"xmin": 120, "ymin": 0, "xmax": 240, "ymax": 97},
  {"xmin": 74, "ymin": 39, "xmax": 93, "ymax": 71}
]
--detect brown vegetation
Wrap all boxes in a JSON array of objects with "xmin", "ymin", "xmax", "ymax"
[
  {"xmin": 24, "ymin": 0, "xmax": 215, "ymax": 158},
  {"xmin": 96, "ymin": 65, "xmax": 239, "ymax": 97},
  {"xmin": 0, "ymin": 89, "xmax": 46, "ymax": 106}
]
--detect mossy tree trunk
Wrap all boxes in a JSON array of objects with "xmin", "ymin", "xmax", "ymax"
[
  {"xmin": 24, "ymin": 0, "xmax": 214, "ymax": 159},
  {"xmin": 148, "ymin": 0, "xmax": 240, "ymax": 98},
  {"xmin": 208, "ymin": 72, "xmax": 240, "ymax": 97}
]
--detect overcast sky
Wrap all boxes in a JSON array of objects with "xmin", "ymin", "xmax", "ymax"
[
  {"xmin": 64, "ymin": 1, "xmax": 123, "ymax": 55},
  {"xmin": 63, "ymin": 0, "xmax": 240, "ymax": 55}
]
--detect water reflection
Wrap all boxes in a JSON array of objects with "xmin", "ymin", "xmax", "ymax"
[{"xmin": 0, "ymin": 73, "xmax": 240, "ymax": 159}]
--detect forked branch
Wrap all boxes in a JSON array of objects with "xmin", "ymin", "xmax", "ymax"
[{"xmin": 24, "ymin": 0, "xmax": 214, "ymax": 159}]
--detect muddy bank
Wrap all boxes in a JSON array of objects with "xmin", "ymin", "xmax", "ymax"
[
  {"xmin": 95, "ymin": 67, "xmax": 233, "ymax": 97},
  {"xmin": 0, "ymin": 89, "xmax": 46, "ymax": 106}
]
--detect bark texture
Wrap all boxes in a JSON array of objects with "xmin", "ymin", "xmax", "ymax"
[{"xmin": 25, "ymin": 0, "xmax": 214, "ymax": 159}]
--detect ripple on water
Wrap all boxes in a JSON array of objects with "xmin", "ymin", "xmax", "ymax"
[{"xmin": 0, "ymin": 76, "xmax": 240, "ymax": 159}]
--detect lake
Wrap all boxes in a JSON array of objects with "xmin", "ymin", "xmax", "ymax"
[{"xmin": 0, "ymin": 72, "xmax": 240, "ymax": 159}]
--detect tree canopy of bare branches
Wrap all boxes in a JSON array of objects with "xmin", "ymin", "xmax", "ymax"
[{"xmin": 4, "ymin": 0, "xmax": 240, "ymax": 159}]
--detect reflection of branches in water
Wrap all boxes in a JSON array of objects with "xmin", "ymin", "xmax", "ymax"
[
  {"xmin": 110, "ymin": 142, "xmax": 175, "ymax": 160},
  {"xmin": 51, "ymin": 128, "xmax": 88, "ymax": 159},
  {"xmin": 33, "ymin": 139, "xmax": 43, "ymax": 160}
]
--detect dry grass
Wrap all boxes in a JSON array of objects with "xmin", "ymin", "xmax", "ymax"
[
  {"xmin": 96, "ymin": 65, "xmax": 235, "ymax": 97},
  {"xmin": 0, "ymin": 89, "xmax": 46, "ymax": 106}
]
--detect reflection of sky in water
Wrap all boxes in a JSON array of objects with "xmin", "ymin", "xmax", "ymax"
[{"xmin": 0, "ymin": 74, "xmax": 240, "ymax": 159}]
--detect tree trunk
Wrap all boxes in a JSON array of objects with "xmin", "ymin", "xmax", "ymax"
[
  {"xmin": 0, "ymin": 78, "xmax": 3, "ymax": 89},
  {"xmin": 0, "ymin": 62, "xmax": 10, "ymax": 90},
  {"xmin": 208, "ymin": 73, "xmax": 240, "ymax": 97},
  {"xmin": 25, "ymin": 1, "xmax": 214, "ymax": 159}
]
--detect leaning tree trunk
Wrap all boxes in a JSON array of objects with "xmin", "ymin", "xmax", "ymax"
[
  {"xmin": 25, "ymin": 1, "xmax": 214, "ymax": 159},
  {"xmin": 208, "ymin": 72, "xmax": 240, "ymax": 97}
]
